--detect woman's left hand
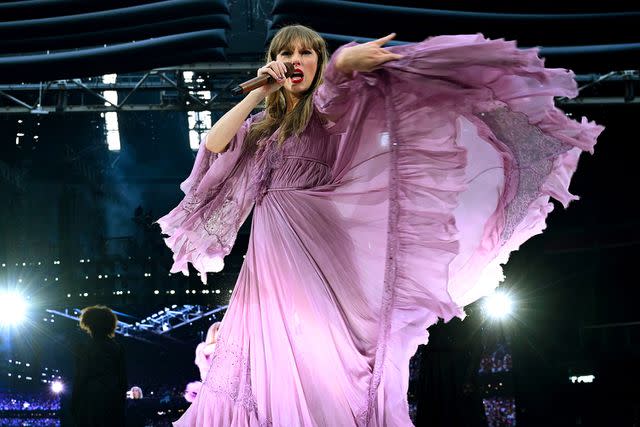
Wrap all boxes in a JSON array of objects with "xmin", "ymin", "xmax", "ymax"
[{"xmin": 335, "ymin": 33, "xmax": 404, "ymax": 75}]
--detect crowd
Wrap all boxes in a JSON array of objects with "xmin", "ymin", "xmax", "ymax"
[
  {"xmin": 483, "ymin": 397, "xmax": 516, "ymax": 427},
  {"xmin": 0, "ymin": 418, "xmax": 59, "ymax": 427},
  {"xmin": 479, "ymin": 344, "xmax": 513, "ymax": 374},
  {"xmin": 0, "ymin": 393, "xmax": 60, "ymax": 411}
]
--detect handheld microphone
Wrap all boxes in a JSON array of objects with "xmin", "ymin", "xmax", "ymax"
[{"xmin": 230, "ymin": 63, "xmax": 295, "ymax": 95}]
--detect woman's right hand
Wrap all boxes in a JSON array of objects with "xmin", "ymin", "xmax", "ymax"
[{"xmin": 256, "ymin": 60, "xmax": 288, "ymax": 96}]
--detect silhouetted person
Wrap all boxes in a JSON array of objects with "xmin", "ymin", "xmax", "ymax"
[{"xmin": 71, "ymin": 305, "xmax": 127, "ymax": 427}]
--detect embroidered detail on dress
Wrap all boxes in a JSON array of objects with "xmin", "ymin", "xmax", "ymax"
[
  {"xmin": 476, "ymin": 108, "xmax": 572, "ymax": 241},
  {"xmin": 203, "ymin": 195, "xmax": 240, "ymax": 253},
  {"xmin": 182, "ymin": 194, "xmax": 202, "ymax": 213},
  {"xmin": 203, "ymin": 338, "xmax": 272, "ymax": 426}
]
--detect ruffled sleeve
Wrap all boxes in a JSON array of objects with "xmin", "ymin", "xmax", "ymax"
[
  {"xmin": 315, "ymin": 34, "xmax": 603, "ymax": 312},
  {"xmin": 157, "ymin": 114, "xmax": 260, "ymax": 283},
  {"xmin": 311, "ymin": 35, "xmax": 602, "ymax": 423}
]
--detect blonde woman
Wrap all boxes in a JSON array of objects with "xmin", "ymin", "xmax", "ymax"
[
  {"xmin": 159, "ymin": 25, "xmax": 601, "ymax": 426},
  {"xmin": 182, "ymin": 321, "xmax": 222, "ymax": 403}
]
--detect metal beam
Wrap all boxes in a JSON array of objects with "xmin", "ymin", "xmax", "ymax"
[
  {"xmin": 154, "ymin": 62, "xmax": 263, "ymax": 72},
  {"xmin": 0, "ymin": 67, "xmax": 636, "ymax": 114},
  {"xmin": 158, "ymin": 305, "xmax": 228, "ymax": 334},
  {"xmin": 557, "ymin": 97, "xmax": 640, "ymax": 105},
  {"xmin": 0, "ymin": 103, "xmax": 238, "ymax": 113}
]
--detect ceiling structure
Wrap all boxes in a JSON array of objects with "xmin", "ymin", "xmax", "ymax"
[{"xmin": 0, "ymin": 0, "xmax": 638, "ymax": 114}]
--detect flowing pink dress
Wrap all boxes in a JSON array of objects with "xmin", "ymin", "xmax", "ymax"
[{"xmin": 158, "ymin": 35, "xmax": 602, "ymax": 426}]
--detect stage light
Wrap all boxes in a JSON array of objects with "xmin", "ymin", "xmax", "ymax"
[
  {"xmin": 483, "ymin": 291, "xmax": 514, "ymax": 320},
  {"xmin": 570, "ymin": 375, "xmax": 595, "ymax": 384},
  {"xmin": 0, "ymin": 292, "xmax": 28, "ymax": 326},
  {"xmin": 51, "ymin": 380, "xmax": 64, "ymax": 393}
]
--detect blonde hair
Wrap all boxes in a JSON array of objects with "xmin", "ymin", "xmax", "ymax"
[
  {"xmin": 206, "ymin": 321, "xmax": 221, "ymax": 344},
  {"xmin": 245, "ymin": 25, "xmax": 329, "ymax": 148},
  {"xmin": 130, "ymin": 386, "xmax": 143, "ymax": 398}
]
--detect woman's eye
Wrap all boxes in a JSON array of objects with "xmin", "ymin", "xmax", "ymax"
[
  {"xmin": 280, "ymin": 51, "xmax": 291, "ymax": 56},
  {"xmin": 302, "ymin": 50, "xmax": 312, "ymax": 55}
]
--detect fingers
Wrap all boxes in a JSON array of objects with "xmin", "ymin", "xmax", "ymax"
[
  {"xmin": 372, "ymin": 33, "xmax": 396, "ymax": 46},
  {"xmin": 260, "ymin": 66, "xmax": 280, "ymax": 81},
  {"xmin": 260, "ymin": 61, "xmax": 287, "ymax": 80},
  {"xmin": 272, "ymin": 61, "xmax": 288, "ymax": 78}
]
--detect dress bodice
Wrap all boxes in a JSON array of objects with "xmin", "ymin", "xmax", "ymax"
[{"xmin": 253, "ymin": 113, "xmax": 337, "ymax": 203}]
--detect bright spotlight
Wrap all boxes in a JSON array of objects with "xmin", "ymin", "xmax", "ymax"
[
  {"xmin": 0, "ymin": 292, "xmax": 28, "ymax": 326},
  {"xmin": 483, "ymin": 291, "xmax": 514, "ymax": 320},
  {"xmin": 51, "ymin": 381, "xmax": 64, "ymax": 394}
]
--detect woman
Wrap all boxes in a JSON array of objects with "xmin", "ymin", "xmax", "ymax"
[
  {"xmin": 71, "ymin": 305, "xmax": 127, "ymax": 427},
  {"xmin": 129, "ymin": 386, "xmax": 143, "ymax": 399},
  {"xmin": 182, "ymin": 321, "xmax": 222, "ymax": 403},
  {"xmin": 159, "ymin": 25, "xmax": 602, "ymax": 426},
  {"xmin": 194, "ymin": 321, "xmax": 222, "ymax": 381}
]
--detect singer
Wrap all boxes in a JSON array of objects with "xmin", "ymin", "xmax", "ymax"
[{"xmin": 158, "ymin": 25, "xmax": 602, "ymax": 426}]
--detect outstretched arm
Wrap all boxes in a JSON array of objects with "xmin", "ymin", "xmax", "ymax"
[
  {"xmin": 334, "ymin": 33, "xmax": 403, "ymax": 75},
  {"xmin": 315, "ymin": 34, "xmax": 403, "ymax": 133}
]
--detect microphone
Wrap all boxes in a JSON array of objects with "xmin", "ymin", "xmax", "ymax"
[{"xmin": 230, "ymin": 63, "xmax": 295, "ymax": 95}]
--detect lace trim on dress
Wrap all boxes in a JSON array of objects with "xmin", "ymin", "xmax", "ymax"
[
  {"xmin": 202, "ymin": 191, "xmax": 241, "ymax": 254},
  {"xmin": 181, "ymin": 194, "xmax": 202, "ymax": 213},
  {"xmin": 476, "ymin": 108, "xmax": 573, "ymax": 241},
  {"xmin": 203, "ymin": 338, "xmax": 272, "ymax": 427}
]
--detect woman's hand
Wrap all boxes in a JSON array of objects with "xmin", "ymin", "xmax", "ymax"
[
  {"xmin": 256, "ymin": 60, "xmax": 289, "ymax": 96},
  {"xmin": 335, "ymin": 33, "xmax": 404, "ymax": 75}
]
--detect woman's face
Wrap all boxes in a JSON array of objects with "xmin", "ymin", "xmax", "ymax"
[{"xmin": 275, "ymin": 41, "xmax": 318, "ymax": 99}]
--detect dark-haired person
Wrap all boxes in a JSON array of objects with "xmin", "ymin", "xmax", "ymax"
[
  {"xmin": 71, "ymin": 305, "xmax": 127, "ymax": 427},
  {"xmin": 159, "ymin": 25, "xmax": 602, "ymax": 426}
]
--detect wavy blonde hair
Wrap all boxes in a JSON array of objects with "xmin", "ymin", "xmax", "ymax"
[{"xmin": 245, "ymin": 25, "xmax": 329, "ymax": 148}]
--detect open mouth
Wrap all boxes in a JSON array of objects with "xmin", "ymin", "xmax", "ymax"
[{"xmin": 290, "ymin": 68, "xmax": 304, "ymax": 84}]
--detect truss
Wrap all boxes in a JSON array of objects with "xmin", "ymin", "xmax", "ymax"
[
  {"xmin": 135, "ymin": 304, "xmax": 228, "ymax": 335},
  {"xmin": 46, "ymin": 304, "xmax": 228, "ymax": 341},
  {"xmin": 0, "ymin": 65, "xmax": 638, "ymax": 114},
  {"xmin": 0, "ymin": 62, "xmax": 262, "ymax": 114}
]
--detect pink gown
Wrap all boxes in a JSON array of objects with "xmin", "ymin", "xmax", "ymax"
[{"xmin": 158, "ymin": 35, "xmax": 602, "ymax": 426}]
